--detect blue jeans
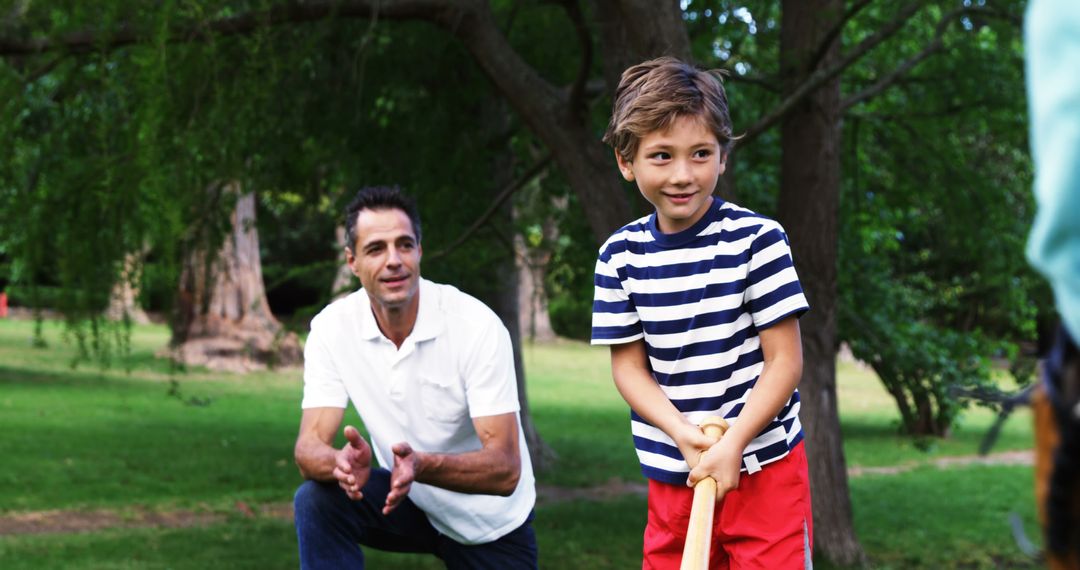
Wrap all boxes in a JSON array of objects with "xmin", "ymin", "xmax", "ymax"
[{"xmin": 294, "ymin": 468, "xmax": 538, "ymax": 569}]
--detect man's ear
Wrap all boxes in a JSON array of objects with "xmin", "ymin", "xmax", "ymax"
[
  {"xmin": 614, "ymin": 151, "xmax": 635, "ymax": 182},
  {"xmin": 344, "ymin": 247, "xmax": 359, "ymax": 275}
]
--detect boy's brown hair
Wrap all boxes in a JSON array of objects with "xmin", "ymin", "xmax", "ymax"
[{"xmin": 603, "ymin": 56, "xmax": 736, "ymax": 163}]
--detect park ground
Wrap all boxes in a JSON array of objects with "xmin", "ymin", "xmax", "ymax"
[{"xmin": 0, "ymin": 318, "xmax": 1043, "ymax": 569}]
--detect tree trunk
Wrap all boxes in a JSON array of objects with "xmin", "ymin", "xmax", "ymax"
[
  {"xmin": 498, "ymin": 240, "xmax": 558, "ymax": 472},
  {"xmin": 171, "ymin": 183, "xmax": 303, "ymax": 372},
  {"xmin": 513, "ymin": 190, "xmax": 562, "ymax": 344},
  {"xmin": 482, "ymin": 101, "xmax": 556, "ymax": 471},
  {"xmin": 105, "ymin": 249, "xmax": 151, "ymax": 325},
  {"xmin": 330, "ymin": 225, "xmax": 357, "ymax": 301},
  {"xmin": 515, "ymin": 231, "xmax": 557, "ymax": 343},
  {"xmin": 778, "ymin": 0, "xmax": 866, "ymax": 565}
]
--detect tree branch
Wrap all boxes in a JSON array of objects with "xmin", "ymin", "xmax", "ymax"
[
  {"xmin": 725, "ymin": 72, "xmax": 780, "ymax": 93},
  {"xmin": 0, "ymin": 0, "xmax": 459, "ymax": 56},
  {"xmin": 847, "ymin": 97, "xmax": 1004, "ymax": 121},
  {"xmin": 740, "ymin": 1, "xmax": 925, "ymax": 146},
  {"xmin": 841, "ymin": 5, "xmax": 1020, "ymax": 111},
  {"xmin": 0, "ymin": 0, "xmax": 569, "ymax": 167},
  {"xmin": 841, "ymin": 38, "xmax": 941, "ymax": 111},
  {"xmin": 810, "ymin": 0, "xmax": 876, "ymax": 71},
  {"xmin": 427, "ymin": 153, "xmax": 552, "ymax": 261},
  {"xmin": 560, "ymin": 0, "xmax": 593, "ymax": 120}
]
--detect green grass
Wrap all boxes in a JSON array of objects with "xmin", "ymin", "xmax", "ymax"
[{"xmin": 0, "ymin": 319, "xmax": 1044, "ymax": 568}]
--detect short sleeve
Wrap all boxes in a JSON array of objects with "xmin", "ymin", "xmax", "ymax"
[
  {"xmin": 743, "ymin": 223, "xmax": 810, "ymax": 330},
  {"xmin": 461, "ymin": 318, "xmax": 521, "ymax": 418},
  {"xmin": 591, "ymin": 248, "xmax": 644, "ymax": 344},
  {"xmin": 300, "ymin": 324, "xmax": 349, "ymax": 409}
]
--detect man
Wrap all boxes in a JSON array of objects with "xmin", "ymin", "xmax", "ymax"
[{"xmin": 293, "ymin": 186, "xmax": 537, "ymax": 569}]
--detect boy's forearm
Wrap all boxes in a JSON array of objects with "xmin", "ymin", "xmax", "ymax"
[
  {"xmin": 724, "ymin": 317, "xmax": 804, "ymax": 450},
  {"xmin": 610, "ymin": 341, "xmax": 694, "ymax": 437},
  {"xmin": 723, "ymin": 356, "xmax": 802, "ymax": 450},
  {"xmin": 613, "ymin": 366, "xmax": 694, "ymax": 435}
]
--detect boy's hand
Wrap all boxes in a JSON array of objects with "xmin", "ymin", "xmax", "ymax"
[
  {"xmin": 673, "ymin": 422, "xmax": 720, "ymax": 469},
  {"xmin": 687, "ymin": 437, "xmax": 742, "ymax": 500}
]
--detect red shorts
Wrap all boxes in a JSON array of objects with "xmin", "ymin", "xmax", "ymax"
[{"xmin": 643, "ymin": 442, "xmax": 813, "ymax": 570}]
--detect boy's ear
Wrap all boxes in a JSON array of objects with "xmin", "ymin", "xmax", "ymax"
[{"xmin": 614, "ymin": 151, "xmax": 635, "ymax": 182}]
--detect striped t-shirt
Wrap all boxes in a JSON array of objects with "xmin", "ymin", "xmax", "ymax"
[{"xmin": 591, "ymin": 198, "xmax": 810, "ymax": 485}]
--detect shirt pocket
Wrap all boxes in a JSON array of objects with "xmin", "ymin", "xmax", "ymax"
[{"xmin": 418, "ymin": 374, "xmax": 467, "ymax": 424}]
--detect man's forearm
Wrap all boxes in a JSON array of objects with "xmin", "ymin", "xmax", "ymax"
[
  {"xmin": 414, "ymin": 447, "xmax": 521, "ymax": 496},
  {"xmin": 294, "ymin": 436, "xmax": 339, "ymax": 481}
]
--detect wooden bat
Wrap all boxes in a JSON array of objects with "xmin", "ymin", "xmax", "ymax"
[{"xmin": 680, "ymin": 416, "xmax": 730, "ymax": 570}]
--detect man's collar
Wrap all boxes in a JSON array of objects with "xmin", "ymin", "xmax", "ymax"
[
  {"xmin": 356, "ymin": 278, "xmax": 444, "ymax": 343},
  {"xmin": 410, "ymin": 279, "xmax": 445, "ymax": 342}
]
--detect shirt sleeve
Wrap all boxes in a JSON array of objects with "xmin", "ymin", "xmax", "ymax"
[
  {"xmin": 743, "ymin": 222, "xmax": 810, "ymax": 330},
  {"xmin": 300, "ymin": 322, "xmax": 349, "ymax": 409},
  {"xmin": 591, "ymin": 245, "xmax": 644, "ymax": 344},
  {"xmin": 461, "ymin": 316, "xmax": 521, "ymax": 418},
  {"xmin": 1026, "ymin": 0, "xmax": 1080, "ymax": 342}
]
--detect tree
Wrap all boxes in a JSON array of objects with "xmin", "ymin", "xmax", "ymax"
[
  {"xmin": 104, "ymin": 248, "xmax": 151, "ymax": 325},
  {"xmin": 0, "ymin": 1, "xmax": 1035, "ymax": 564},
  {"xmin": 836, "ymin": 2, "xmax": 1041, "ymax": 436},
  {"xmin": 173, "ymin": 184, "xmax": 303, "ymax": 372}
]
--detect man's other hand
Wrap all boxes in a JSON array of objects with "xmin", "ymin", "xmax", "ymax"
[
  {"xmin": 384, "ymin": 442, "xmax": 421, "ymax": 515},
  {"xmin": 333, "ymin": 425, "xmax": 372, "ymax": 500}
]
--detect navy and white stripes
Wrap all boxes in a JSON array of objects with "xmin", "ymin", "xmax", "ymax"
[{"xmin": 591, "ymin": 199, "xmax": 809, "ymax": 485}]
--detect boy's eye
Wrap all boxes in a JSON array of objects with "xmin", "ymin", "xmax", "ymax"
[
  {"xmin": 694, "ymin": 149, "xmax": 713, "ymax": 159},
  {"xmin": 649, "ymin": 152, "xmax": 671, "ymax": 161}
]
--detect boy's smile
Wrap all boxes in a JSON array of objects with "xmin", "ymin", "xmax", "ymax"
[{"xmin": 616, "ymin": 114, "xmax": 726, "ymax": 234}]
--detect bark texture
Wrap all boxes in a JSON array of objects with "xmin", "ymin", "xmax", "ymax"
[
  {"xmin": 515, "ymin": 231, "xmax": 557, "ymax": 343},
  {"xmin": 777, "ymin": 1, "xmax": 865, "ymax": 565},
  {"xmin": 171, "ymin": 184, "xmax": 302, "ymax": 372},
  {"xmin": 487, "ymin": 103, "xmax": 557, "ymax": 471},
  {"xmin": 330, "ymin": 225, "xmax": 357, "ymax": 302},
  {"xmin": 105, "ymin": 250, "xmax": 151, "ymax": 325}
]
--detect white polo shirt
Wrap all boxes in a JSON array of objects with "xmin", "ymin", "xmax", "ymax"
[{"xmin": 301, "ymin": 278, "xmax": 536, "ymax": 545}]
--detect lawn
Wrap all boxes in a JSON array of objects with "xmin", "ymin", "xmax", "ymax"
[{"xmin": 0, "ymin": 318, "xmax": 1042, "ymax": 568}]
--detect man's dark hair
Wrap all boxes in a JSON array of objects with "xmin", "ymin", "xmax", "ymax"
[{"xmin": 344, "ymin": 186, "xmax": 422, "ymax": 251}]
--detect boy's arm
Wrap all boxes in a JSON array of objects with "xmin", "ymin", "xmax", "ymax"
[
  {"xmin": 610, "ymin": 340, "xmax": 718, "ymax": 467},
  {"xmin": 688, "ymin": 316, "xmax": 803, "ymax": 495}
]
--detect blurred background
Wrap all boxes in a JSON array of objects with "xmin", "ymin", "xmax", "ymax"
[{"xmin": 0, "ymin": 1, "xmax": 1051, "ymax": 568}]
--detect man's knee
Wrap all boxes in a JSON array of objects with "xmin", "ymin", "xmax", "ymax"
[{"xmin": 294, "ymin": 480, "xmax": 342, "ymax": 523}]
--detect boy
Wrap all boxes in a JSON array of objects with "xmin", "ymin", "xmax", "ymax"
[{"xmin": 592, "ymin": 57, "xmax": 813, "ymax": 569}]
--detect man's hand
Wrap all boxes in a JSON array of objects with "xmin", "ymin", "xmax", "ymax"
[
  {"xmin": 333, "ymin": 425, "xmax": 372, "ymax": 501},
  {"xmin": 384, "ymin": 442, "xmax": 422, "ymax": 515},
  {"xmin": 687, "ymin": 436, "xmax": 743, "ymax": 501}
]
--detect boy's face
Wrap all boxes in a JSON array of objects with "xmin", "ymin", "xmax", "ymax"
[{"xmin": 616, "ymin": 115, "xmax": 726, "ymax": 234}]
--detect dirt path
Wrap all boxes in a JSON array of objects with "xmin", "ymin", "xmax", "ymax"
[{"xmin": 0, "ymin": 450, "xmax": 1033, "ymax": 537}]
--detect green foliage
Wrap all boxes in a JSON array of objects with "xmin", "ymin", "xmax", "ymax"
[
  {"xmin": 0, "ymin": 0, "xmax": 1048, "ymax": 447},
  {"xmin": 1, "ymin": 3, "xmax": 560, "ymax": 343},
  {"xmin": 0, "ymin": 321, "xmax": 1042, "ymax": 568},
  {"xmin": 835, "ymin": 1, "xmax": 1046, "ymax": 435}
]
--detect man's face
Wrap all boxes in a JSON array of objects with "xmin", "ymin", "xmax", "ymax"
[
  {"xmin": 616, "ymin": 114, "xmax": 726, "ymax": 234},
  {"xmin": 346, "ymin": 208, "xmax": 422, "ymax": 311}
]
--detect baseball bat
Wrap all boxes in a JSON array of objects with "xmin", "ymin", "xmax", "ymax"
[{"xmin": 679, "ymin": 416, "xmax": 730, "ymax": 570}]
